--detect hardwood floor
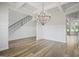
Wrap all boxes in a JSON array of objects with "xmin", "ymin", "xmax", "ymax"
[{"xmin": 1, "ymin": 37, "xmax": 79, "ymax": 57}]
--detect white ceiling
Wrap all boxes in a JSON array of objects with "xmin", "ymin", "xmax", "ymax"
[
  {"xmin": 28, "ymin": 2, "xmax": 58, "ymax": 10},
  {"xmin": 7, "ymin": 2, "xmax": 68, "ymax": 14},
  {"xmin": 7, "ymin": 2, "xmax": 79, "ymax": 18}
]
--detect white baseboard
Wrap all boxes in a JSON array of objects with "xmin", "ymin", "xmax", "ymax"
[{"xmin": 0, "ymin": 46, "xmax": 9, "ymax": 51}]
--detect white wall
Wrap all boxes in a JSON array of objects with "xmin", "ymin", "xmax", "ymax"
[
  {"xmin": 37, "ymin": 22, "xmax": 44, "ymax": 40},
  {"xmin": 9, "ymin": 8, "xmax": 36, "ymax": 41},
  {"xmin": 78, "ymin": 33, "xmax": 79, "ymax": 44},
  {"xmin": 9, "ymin": 20, "xmax": 36, "ymax": 40},
  {"xmin": 37, "ymin": 7, "xmax": 66, "ymax": 42},
  {"xmin": 0, "ymin": 3, "xmax": 8, "ymax": 51},
  {"xmin": 9, "ymin": 9, "xmax": 26, "ymax": 26},
  {"xmin": 42, "ymin": 25, "xmax": 66, "ymax": 42}
]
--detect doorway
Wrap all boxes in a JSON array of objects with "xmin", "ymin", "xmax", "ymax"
[{"xmin": 66, "ymin": 12, "xmax": 79, "ymax": 56}]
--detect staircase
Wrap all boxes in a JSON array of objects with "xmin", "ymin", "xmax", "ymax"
[{"xmin": 9, "ymin": 15, "xmax": 32, "ymax": 34}]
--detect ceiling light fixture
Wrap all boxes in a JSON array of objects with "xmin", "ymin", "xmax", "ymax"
[{"xmin": 37, "ymin": 2, "xmax": 51, "ymax": 25}]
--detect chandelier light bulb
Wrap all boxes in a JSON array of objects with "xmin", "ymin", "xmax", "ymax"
[{"xmin": 37, "ymin": 2, "xmax": 51, "ymax": 25}]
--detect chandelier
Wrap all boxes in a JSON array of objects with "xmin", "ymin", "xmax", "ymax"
[{"xmin": 37, "ymin": 3, "xmax": 51, "ymax": 25}]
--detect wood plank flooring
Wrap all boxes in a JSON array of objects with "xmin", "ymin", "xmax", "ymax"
[{"xmin": 1, "ymin": 37, "xmax": 79, "ymax": 57}]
